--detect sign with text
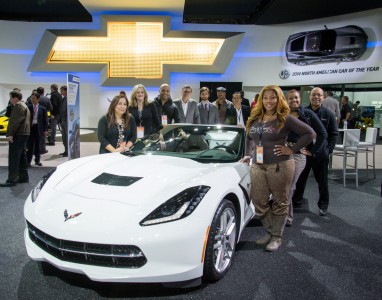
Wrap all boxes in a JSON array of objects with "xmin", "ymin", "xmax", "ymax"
[{"xmin": 67, "ymin": 74, "xmax": 80, "ymax": 160}]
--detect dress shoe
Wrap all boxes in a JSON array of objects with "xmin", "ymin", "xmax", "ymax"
[
  {"xmin": 319, "ymin": 209, "xmax": 327, "ymax": 216},
  {"xmin": 35, "ymin": 162, "xmax": 43, "ymax": 166},
  {"xmin": 0, "ymin": 181, "xmax": 17, "ymax": 187},
  {"xmin": 47, "ymin": 142, "xmax": 55, "ymax": 146},
  {"xmin": 41, "ymin": 150, "xmax": 48, "ymax": 154},
  {"xmin": 285, "ymin": 218, "xmax": 293, "ymax": 227},
  {"xmin": 61, "ymin": 152, "xmax": 68, "ymax": 157},
  {"xmin": 17, "ymin": 178, "xmax": 29, "ymax": 183}
]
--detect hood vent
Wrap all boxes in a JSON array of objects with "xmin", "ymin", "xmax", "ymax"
[{"xmin": 91, "ymin": 173, "xmax": 142, "ymax": 187}]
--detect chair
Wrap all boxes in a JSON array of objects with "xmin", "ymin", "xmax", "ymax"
[
  {"xmin": 331, "ymin": 129, "xmax": 360, "ymax": 187},
  {"xmin": 358, "ymin": 127, "xmax": 378, "ymax": 179}
]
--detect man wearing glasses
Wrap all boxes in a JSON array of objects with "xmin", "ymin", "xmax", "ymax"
[
  {"xmin": 174, "ymin": 85, "xmax": 201, "ymax": 124},
  {"xmin": 292, "ymin": 87, "xmax": 338, "ymax": 216}
]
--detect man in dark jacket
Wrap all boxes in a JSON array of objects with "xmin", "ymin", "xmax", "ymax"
[
  {"xmin": 224, "ymin": 91, "xmax": 250, "ymax": 126},
  {"xmin": 292, "ymin": 87, "xmax": 339, "ymax": 216},
  {"xmin": 153, "ymin": 84, "xmax": 180, "ymax": 125},
  {"xmin": 59, "ymin": 85, "xmax": 68, "ymax": 157},
  {"xmin": 36, "ymin": 86, "xmax": 53, "ymax": 154},
  {"xmin": 47, "ymin": 83, "xmax": 62, "ymax": 146},
  {"xmin": 0, "ymin": 90, "xmax": 30, "ymax": 187}
]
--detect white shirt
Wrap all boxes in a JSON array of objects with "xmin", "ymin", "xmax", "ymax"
[
  {"xmin": 181, "ymin": 99, "xmax": 189, "ymax": 117},
  {"xmin": 235, "ymin": 107, "xmax": 245, "ymax": 127}
]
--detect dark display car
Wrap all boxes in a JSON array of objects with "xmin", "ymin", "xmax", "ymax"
[{"xmin": 285, "ymin": 25, "xmax": 368, "ymax": 65}]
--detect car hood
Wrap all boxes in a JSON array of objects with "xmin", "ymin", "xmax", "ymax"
[{"xmin": 53, "ymin": 153, "xmax": 217, "ymax": 206}]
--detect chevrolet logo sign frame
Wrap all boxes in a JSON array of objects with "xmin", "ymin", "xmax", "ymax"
[{"xmin": 28, "ymin": 15, "xmax": 244, "ymax": 86}]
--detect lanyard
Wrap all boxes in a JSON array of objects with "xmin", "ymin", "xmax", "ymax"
[
  {"xmin": 236, "ymin": 108, "xmax": 242, "ymax": 124},
  {"xmin": 259, "ymin": 111, "xmax": 276, "ymax": 146}
]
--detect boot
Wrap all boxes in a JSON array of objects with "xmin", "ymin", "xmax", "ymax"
[
  {"xmin": 255, "ymin": 210, "xmax": 272, "ymax": 246},
  {"xmin": 266, "ymin": 214, "xmax": 287, "ymax": 252}
]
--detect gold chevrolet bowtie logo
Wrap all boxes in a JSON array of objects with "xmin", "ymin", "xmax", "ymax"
[{"xmin": 28, "ymin": 16, "xmax": 243, "ymax": 86}]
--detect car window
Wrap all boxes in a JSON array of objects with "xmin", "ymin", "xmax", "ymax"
[{"xmin": 131, "ymin": 124, "xmax": 245, "ymax": 163}]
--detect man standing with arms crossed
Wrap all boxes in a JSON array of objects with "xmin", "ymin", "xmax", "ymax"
[{"xmin": 292, "ymin": 87, "xmax": 338, "ymax": 216}]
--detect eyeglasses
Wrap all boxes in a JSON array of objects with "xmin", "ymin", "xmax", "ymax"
[
  {"xmin": 311, "ymin": 93, "xmax": 323, "ymax": 97},
  {"xmin": 182, "ymin": 90, "xmax": 192, "ymax": 94}
]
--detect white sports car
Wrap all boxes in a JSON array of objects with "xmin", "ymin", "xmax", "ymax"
[{"xmin": 24, "ymin": 124, "xmax": 255, "ymax": 287}]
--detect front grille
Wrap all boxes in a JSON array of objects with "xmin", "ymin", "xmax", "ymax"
[{"xmin": 27, "ymin": 221, "xmax": 147, "ymax": 268}]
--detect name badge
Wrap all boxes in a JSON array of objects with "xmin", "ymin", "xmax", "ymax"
[
  {"xmin": 137, "ymin": 126, "xmax": 144, "ymax": 138},
  {"xmin": 161, "ymin": 115, "xmax": 168, "ymax": 125},
  {"xmin": 256, "ymin": 145, "xmax": 263, "ymax": 164}
]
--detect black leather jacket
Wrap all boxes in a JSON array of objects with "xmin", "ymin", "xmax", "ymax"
[
  {"xmin": 306, "ymin": 104, "xmax": 339, "ymax": 156},
  {"xmin": 153, "ymin": 97, "xmax": 181, "ymax": 124}
]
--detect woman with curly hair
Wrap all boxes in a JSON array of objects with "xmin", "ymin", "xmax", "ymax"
[
  {"xmin": 129, "ymin": 84, "xmax": 160, "ymax": 138},
  {"xmin": 98, "ymin": 94, "xmax": 137, "ymax": 154},
  {"xmin": 242, "ymin": 85, "xmax": 315, "ymax": 251}
]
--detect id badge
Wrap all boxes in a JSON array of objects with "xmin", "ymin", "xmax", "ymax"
[
  {"xmin": 256, "ymin": 145, "xmax": 264, "ymax": 164},
  {"xmin": 137, "ymin": 126, "xmax": 144, "ymax": 139},
  {"xmin": 161, "ymin": 115, "xmax": 168, "ymax": 125}
]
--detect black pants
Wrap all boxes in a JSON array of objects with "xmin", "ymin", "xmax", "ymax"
[
  {"xmin": 8, "ymin": 135, "xmax": 29, "ymax": 183},
  {"xmin": 60, "ymin": 120, "xmax": 68, "ymax": 153},
  {"xmin": 292, "ymin": 155, "xmax": 329, "ymax": 210},
  {"xmin": 27, "ymin": 124, "xmax": 41, "ymax": 164}
]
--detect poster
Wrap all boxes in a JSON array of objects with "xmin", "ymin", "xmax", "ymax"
[{"xmin": 67, "ymin": 74, "xmax": 80, "ymax": 159}]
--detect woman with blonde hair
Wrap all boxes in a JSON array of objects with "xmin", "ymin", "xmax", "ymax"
[
  {"xmin": 97, "ymin": 94, "xmax": 136, "ymax": 154},
  {"xmin": 129, "ymin": 84, "xmax": 160, "ymax": 138},
  {"xmin": 242, "ymin": 85, "xmax": 315, "ymax": 251}
]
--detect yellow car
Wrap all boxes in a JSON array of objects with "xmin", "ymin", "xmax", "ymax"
[{"xmin": 0, "ymin": 109, "xmax": 9, "ymax": 134}]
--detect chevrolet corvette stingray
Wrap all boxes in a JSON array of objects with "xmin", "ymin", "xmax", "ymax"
[
  {"xmin": 285, "ymin": 25, "xmax": 368, "ymax": 65},
  {"xmin": 24, "ymin": 124, "xmax": 255, "ymax": 287}
]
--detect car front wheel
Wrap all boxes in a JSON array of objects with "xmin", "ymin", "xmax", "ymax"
[{"xmin": 203, "ymin": 199, "xmax": 237, "ymax": 281}]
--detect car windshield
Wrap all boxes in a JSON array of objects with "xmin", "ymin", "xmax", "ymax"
[
  {"xmin": 130, "ymin": 124, "xmax": 245, "ymax": 163},
  {"xmin": 0, "ymin": 109, "xmax": 6, "ymax": 116},
  {"xmin": 306, "ymin": 31, "xmax": 336, "ymax": 52}
]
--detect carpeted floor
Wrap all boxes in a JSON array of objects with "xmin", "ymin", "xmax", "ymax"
[{"xmin": 0, "ymin": 166, "xmax": 381, "ymax": 299}]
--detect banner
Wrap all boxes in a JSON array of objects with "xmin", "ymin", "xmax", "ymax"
[{"xmin": 67, "ymin": 74, "xmax": 80, "ymax": 159}]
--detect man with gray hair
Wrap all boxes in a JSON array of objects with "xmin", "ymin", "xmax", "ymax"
[{"xmin": 322, "ymin": 91, "xmax": 340, "ymax": 124}]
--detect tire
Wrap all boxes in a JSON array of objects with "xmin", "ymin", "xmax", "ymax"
[{"xmin": 203, "ymin": 199, "xmax": 238, "ymax": 281}]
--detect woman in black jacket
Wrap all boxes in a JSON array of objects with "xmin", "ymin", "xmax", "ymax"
[
  {"xmin": 129, "ymin": 84, "xmax": 160, "ymax": 138},
  {"xmin": 97, "ymin": 94, "xmax": 136, "ymax": 154}
]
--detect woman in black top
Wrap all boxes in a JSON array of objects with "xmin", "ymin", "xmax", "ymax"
[
  {"xmin": 129, "ymin": 84, "xmax": 160, "ymax": 138},
  {"xmin": 97, "ymin": 94, "xmax": 136, "ymax": 154}
]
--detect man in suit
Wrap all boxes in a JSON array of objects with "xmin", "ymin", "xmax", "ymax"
[
  {"xmin": 36, "ymin": 86, "xmax": 52, "ymax": 154},
  {"xmin": 197, "ymin": 87, "xmax": 219, "ymax": 125},
  {"xmin": 173, "ymin": 85, "xmax": 201, "ymax": 124},
  {"xmin": 47, "ymin": 83, "xmax": 63, "ymax": 146},
  {"xmin": 0, "ymin": 90, "xmax": 30, "ymax": 187},
  {"xmin": 27, "ymin": 92, "xmax": 48, "ymax": 167},
  {"xmin": 59, "ymin": 85, "xmax": 68, "ymax": 157},
  {"xmin": 225, "ymin": 91, "xmax": 250, "ymax": 126}
]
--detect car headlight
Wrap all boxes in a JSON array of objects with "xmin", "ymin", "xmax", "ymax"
[
  {"xmin": 140, "ymin": 185, "xmax": 210, "ymax": 226},
  {"xmin": 30, "ymin": 168, "xmax": 56, "ymax": 203}
]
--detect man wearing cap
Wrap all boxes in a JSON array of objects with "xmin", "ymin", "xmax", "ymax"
[{"xmin": 213, "ymin": 87, "xmax": 233, "ymax": 124}]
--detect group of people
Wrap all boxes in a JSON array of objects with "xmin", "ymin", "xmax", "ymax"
[
  {"xmin": 98, "ymin": 83, "xmax": 339, "ymax": 253},
  {"xmin": 97, "ymin": 84, "xmax": 253, "ymax": 153},
  {"xmin": 0, "ymin": 84, "xmax": 68, "ymax": 187}
]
